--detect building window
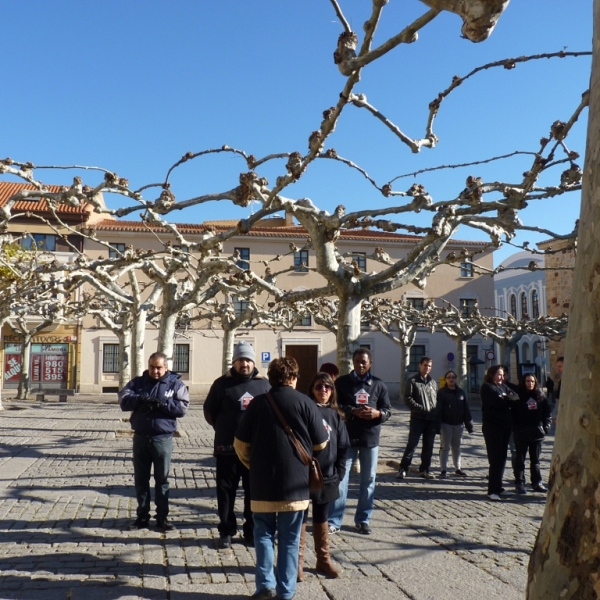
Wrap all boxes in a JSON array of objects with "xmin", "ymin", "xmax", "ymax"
[
  {"xmin": 173, "ymin": 344, "xmax": 190, "ymax": 373},
  {"xmin": 294, "ymin": 250, "xmax": 309, "ymax": 272},
  {"xmin": 460, "ymin": 257, "xmax": 474, "ymax": 277},
  {"xmin": 235, "ymin": 247, "xmax": 250, "ymax": 270},
  {"xmin": 510, "ymin": 294, "xmax": 517, "ymax": 318},
  {"xmin": 21, "ymin": 234, "xmax": 56, "ymax": 251},
  {"xmin": 233, "ymin": 296, "xmax": 250, "ymax": 317},
  {"xmin": 408, "ymin": 345, "xmax": 426, "ymax": 372},
  {"xmin": 520, "ymin": 292, "xmax": 528, "ymax": 319},
  {"xmin": 353, "ymin": 253, "xmax": 366, "ymax": 271},
  {"xmin": 300, "ymin": 314, "xmax": 312, "ymax": 326},
  {"xmin": 406, "ymin": 297, "xmax": 425, "ymax": 310},
  {"xmin": 109, "ymin": 243, "xmax": 125, "ymax": 258},
  {"xmin": 460, "ymin": 298, "xmax": 477, "ymax": 317},
  {"xmin": 532, "ymin": 290, "xmax": 540, "ymax": 319},
  {"xmin": 102, "ymin": 344, "xmax": 120, "ymax": 373}
]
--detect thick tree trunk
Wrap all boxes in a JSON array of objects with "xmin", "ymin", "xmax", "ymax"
[
  {"xmin": 131, "ymin": 308, "xmax": 147, "ymax": 378},
  {"xmin": 222, "ymin": 325, "xmax": 236, "ymax": 375},
  {"xmin": 17, "ymin": 335, "xmax": 32, "ymax": 400},
  {"xmin": 527, "ymin": 6, "xmax": 600, "ymax": 597},
  {"xmin": 398, "ymin": 340, "xmax": 411, "ymax": 398},
  {"xmin": 455, "ymin": 338, "xmax": 468, "ymax": 393},
  {"xmin": 336, "ymin": 294, "xmax": 362, "ymax": 375},
  {"xmin": 118, "ymin": 328, "xmax": 132, "ymax": 389},
  {"xmin": 157, "ymin": 310, "xmax": 177, "ymax": 369}
]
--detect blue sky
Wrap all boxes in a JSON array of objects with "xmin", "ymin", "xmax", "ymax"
[{"xmin": 1, "ymin": 1, "xmax": 592, "ymax": 265}]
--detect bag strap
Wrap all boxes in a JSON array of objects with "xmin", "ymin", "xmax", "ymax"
[{"xmin": 266, "ymin": 392, "xmax": 310, "ymax": 467}]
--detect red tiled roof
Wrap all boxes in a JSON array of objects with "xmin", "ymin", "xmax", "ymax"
[
  {"xmin": 0, "ymin": 181, "xmax": 89, "ymax": 214},
  {"xmin": 93, "ymin": 219, "xmax": 487, "ymax": 246}
]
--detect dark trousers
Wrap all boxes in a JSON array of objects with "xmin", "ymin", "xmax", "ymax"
[
  {"xmin": 482, "ymin": 423, "xmax": 511, "ymax": 495},
  {"xmin": 132, "ymin": 434, "xmax": 173, "ymax": 520},
  {"xmin": 216, "ymin": 454, "xmax": 253, "ymax": 538},
  {"xmin": 513, "ymin": 438, "xmax": 543, "ymax": 486},
  {"xmin": 399, "ymin": 417, "xmax": 437, "ymax": 473}
]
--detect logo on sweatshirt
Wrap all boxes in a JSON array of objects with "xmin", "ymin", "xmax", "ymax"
[
  {"xmin": 322, "ymin": 418, "xmax": 331, "ymax": 442},
  {"xmin": 355, "ymin": 389, "xmax": 369, "ymax": 405},
  {"xmin": 165, "ymin": 390, "xmax": 174, "ymax": 398},
  {"xmin": 239, "ymin": 393, "xmax": 254, "ymax": 410}
]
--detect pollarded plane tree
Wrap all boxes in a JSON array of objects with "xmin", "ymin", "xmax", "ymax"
[
  {"xmin": 0, "ymin": 1, "xmax": 588, "ymax": 376},
  {"xmin": 361, "ymin": 297, "xmax": 442, "ymax": 393},
  {"xmin": 482, "ymin": 312, "xmax": 569, "ymax": 380}
]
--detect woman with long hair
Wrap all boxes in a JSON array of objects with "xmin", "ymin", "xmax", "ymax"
[
  {"xmin": 297, "ymin": 372, "xmax": 349, "ymax": 581},
  {"xmin": 480, "ymin": 365, "xmax": 519, "ymax": 501},
  {"xmin": 512, "ymin": 373, "xmax": 552, "ymax": 494}
]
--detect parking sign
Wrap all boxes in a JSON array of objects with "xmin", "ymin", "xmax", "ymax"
[{"xmin": 261, "ymin": 351, "xmax": 271, "ymax": 363}]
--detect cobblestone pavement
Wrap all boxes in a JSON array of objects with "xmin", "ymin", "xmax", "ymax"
[{"xmin": 0, "ymin": 397, "xmax": 552, "ymax": 600}]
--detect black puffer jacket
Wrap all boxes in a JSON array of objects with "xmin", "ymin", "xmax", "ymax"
[
  {"xmin": 480, "ymin": 382, "xmax": 518, "ymax": 429},
  {"xmin": 203, "ymin": 367, "xmax": 270, "ymax": 455},
  {"xmin": 405, "ymin": 373, "xmax": 438, "ymax": 420}
]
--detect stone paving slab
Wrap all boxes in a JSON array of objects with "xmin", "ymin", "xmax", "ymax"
[{"xmin": 0, "ymin": 399, "xmax": 552, "ymax": 599}]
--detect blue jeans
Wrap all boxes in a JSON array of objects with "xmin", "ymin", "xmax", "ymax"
[
  {"xmin": 253, "ymin": 510, "xmax": 304, "ymax": 600},
  {"xmin": 399, "ymin": 417, "xmax": 437, "ymax": 473},
  {"xmin": 132, "ymin": 434, "xmax": 173, "ymax": 520},
  {"xmin": 328, "ymin": 445, "xmax": 379, "ymax": 529}
]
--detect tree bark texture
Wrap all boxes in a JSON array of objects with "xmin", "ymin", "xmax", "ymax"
[
  {"xmin": 527, "ymin": 5, "xmax": 600, "ymax": 597},
  {"xmin": 337, "ymin": 295, "xmax": 362, "ymax": 375}
]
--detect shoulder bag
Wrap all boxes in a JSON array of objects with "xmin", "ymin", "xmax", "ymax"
[{"xmin": 266, "ymin": 392, "xmax": 324, "ymax": 492}]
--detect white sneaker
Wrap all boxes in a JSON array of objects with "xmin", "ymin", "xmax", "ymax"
[
  {"xmin": 328, "ymin": 524, "xmax": 340, "ymax": 534},
  {"xmin": 499, "ymin": 489, "xmax": 514, "ymax": 497},
  {"xmin": 488, "ymin": 493, "xmax": 502, "ymax": 501}
]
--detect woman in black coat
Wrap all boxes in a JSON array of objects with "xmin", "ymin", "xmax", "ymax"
[
  {"xmin": 512, "ymin": 374, "xmax": 552, "ymax": 494},
  {"xmin": 480, "ymin": 365, "xmax": 519, "ymax": 501},
  {"xmin": 298, "ymin": 372, "xmax": 349, "ymax": 581}
]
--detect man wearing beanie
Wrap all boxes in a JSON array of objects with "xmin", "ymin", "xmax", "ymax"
[{"xmin": 204, "ymin": 342, "xmax": 270, "ymax": 549}]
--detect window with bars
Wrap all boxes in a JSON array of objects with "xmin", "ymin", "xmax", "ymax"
[
  {"xmin": 173, "ymin": 344, "xmax": 190, "ymax": 373},
  {"xmin": 520, "ymin": 292, "xmax": 529, "ymax": 319},
  {"xmin": 102, "ymin": 344, "xmax": 120, "ymax": 373},
  {"xmin": 300, "ymin": 314, "xmax": 312, "ymax": 326},
  {"xmin": 294, "ymin": 250, "xmax": 309, "ymax": 272},
  {"xmin": 460, "ymin": 257, "xmax": 474, "ymax": 277},
  {"xmin": 235, "ymin": 247, "xmax": 250, "ymax": 269},
  {"xmin": 109, "ymin": 243, "xmax": 125, "ymax": 258},
  {"xmin": 531, "ymin": 289, "xmax": 540, "ymax": 318},
  {"xmin": 233, "ymin": 296, "xmax": 250, "ymax": 317},
  {"xmin": 406, "ymin": 297, "xmax": 425, "ymax": 310},
  {"xmin": 22, "ymin": 234, "xmax": 56, "ymax": 251},
  {"xmin": 408, "ymin": 345, "xmax": 426, "ymax": 372},
  {"xmin": 460, "ymin": 298, "xmax": 477, "ymax": 317},
  {"xmin": 352, "ymin": 253, "xmax": 366, "ymax": 271},
  {"xmin": 510, "ymin": 294, "xmax": 517, "ymax": 318}
]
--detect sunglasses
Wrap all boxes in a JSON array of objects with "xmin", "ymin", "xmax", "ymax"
[
  {"xmin": 446, "ymin": 376, "xmax": 456, "ymax": 380},
  {"xmin": 314, "ymin": 384, "xmax": 333, "ymax": 391}
]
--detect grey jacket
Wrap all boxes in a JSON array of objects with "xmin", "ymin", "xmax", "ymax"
[{"xmin": 404, "ymin": 373, "xmax": 439, "ymax": 421}]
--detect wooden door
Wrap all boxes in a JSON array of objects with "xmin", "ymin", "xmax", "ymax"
[{"xmin": 285, "ymin": 345, "xmax": 318, "ymax": 395}]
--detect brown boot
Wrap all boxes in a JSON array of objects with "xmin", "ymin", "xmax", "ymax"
[
  {"xmin": 313, "ymin": 521, "xmax": 340, "ymax": 578},
  {"xmin": 297, "ymin": 522, "xmax": 307, "ymax": 582}
]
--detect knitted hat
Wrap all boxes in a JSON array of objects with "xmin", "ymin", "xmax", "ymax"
[{"xmin": 232, "ymin": 342, "xmax": 255, "ymax": 363}]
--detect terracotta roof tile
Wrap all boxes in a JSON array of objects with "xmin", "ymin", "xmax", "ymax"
[
  {"xmin": 0, "ymin": 181, "xmax": 89, "ymax": 214},
  {"xmin": 93, "ymin": 219, "xmax": 487, "ymax": 246}
]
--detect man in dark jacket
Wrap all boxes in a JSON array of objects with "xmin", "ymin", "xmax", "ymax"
[
  {"xmin": 327, "ymin": 348, "xmax": 391, "ymax": 535},
  {"xmin": 397, "ymin": 356, "xmax": 438, "ymax": 480},
  {"xmin": 203, "ymin": 342, "xmax": 270, "ymax": 549},
  {"xmin": 119, "ymin": 352, "xmax": 189, "ymax": 531}
]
